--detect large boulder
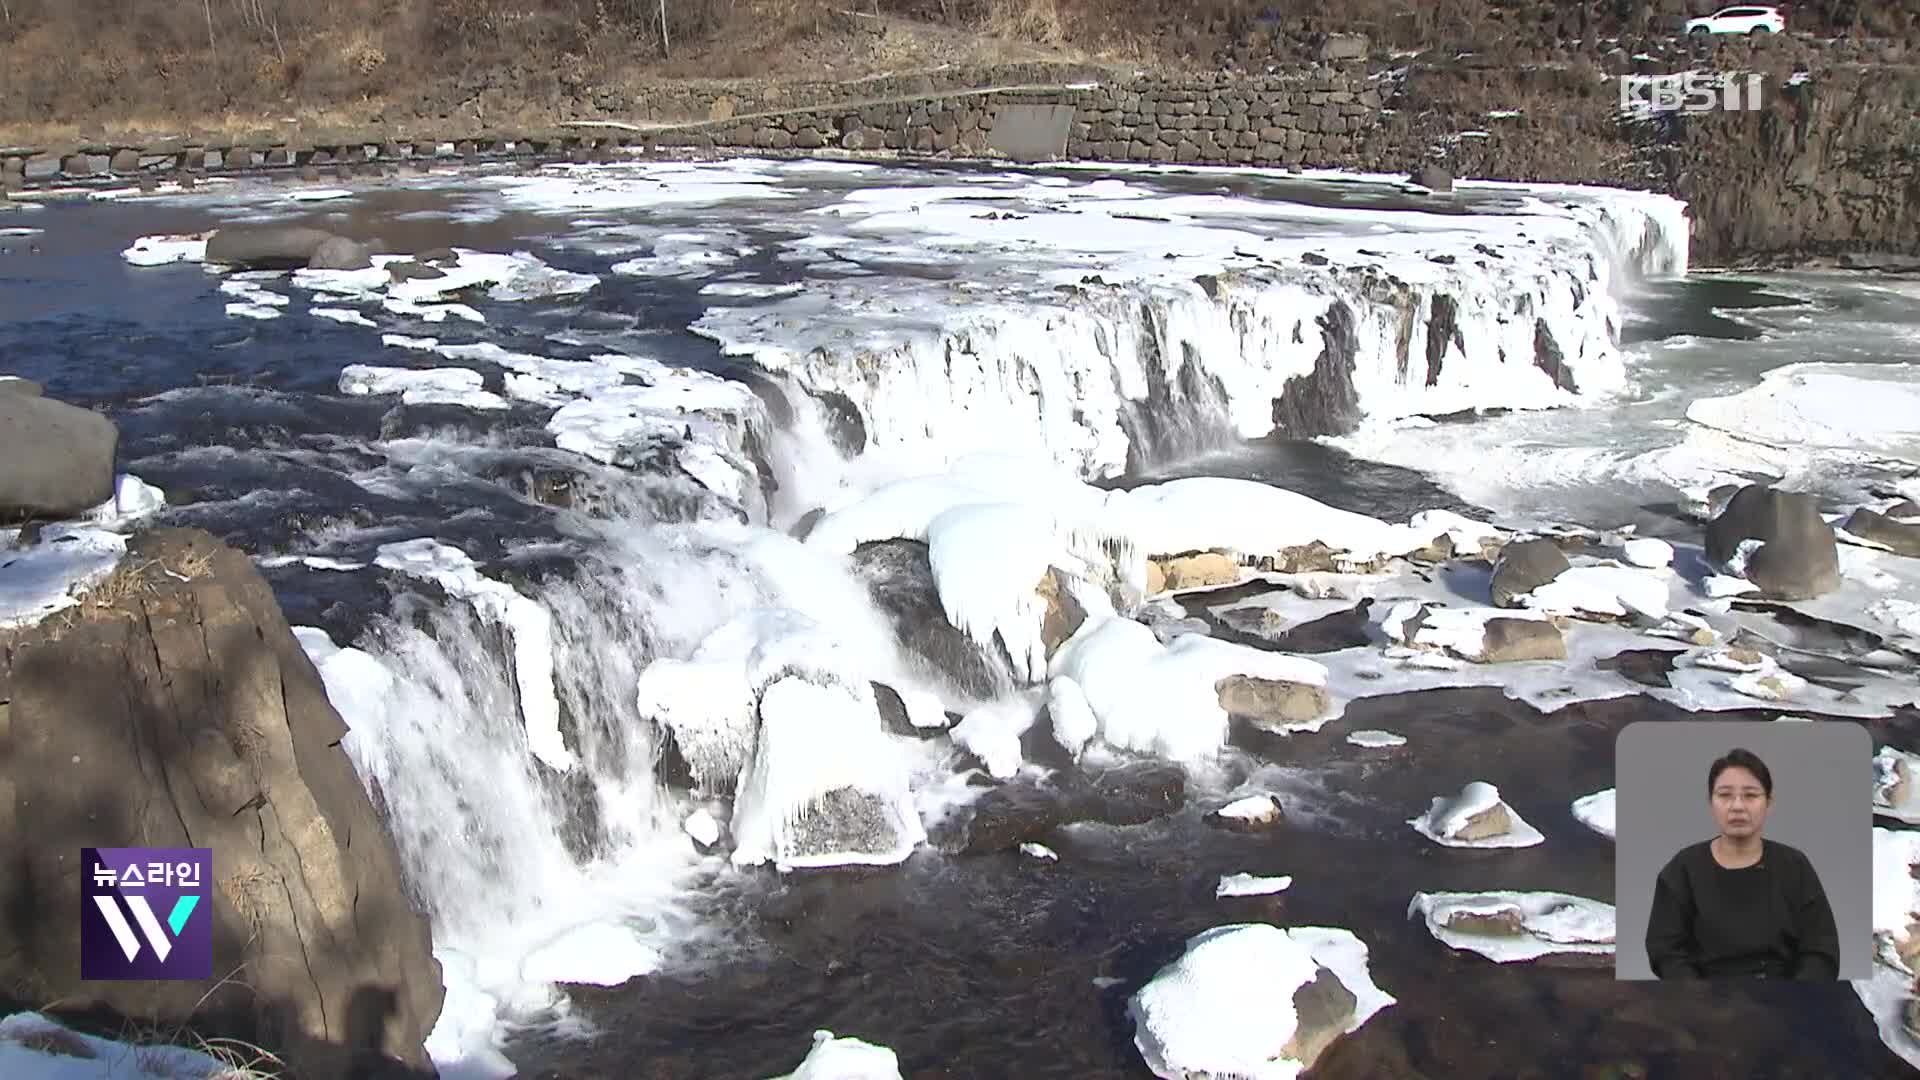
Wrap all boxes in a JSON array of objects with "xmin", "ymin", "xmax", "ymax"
[
  {"xmin": 1705, "ymin": 483, "xmax": 1840, "ymax": 600},
  {"xmin": 1489, "ymin": 538, "xmax": 1570, "ymax": 607},
  {"xmin": 0, "ymin": 392, "xmax": 118, "ymax": 518},
  {"xmin": 308, "ymin": 236, "xmax": 374, "ymax": 271},
  {"xmin": 0, "ymin": 528, "xmax": 444, "ymax": 1078},
  {"xmin": 205, "ymin": 226, "xmax": 347, "ymax": 270}
]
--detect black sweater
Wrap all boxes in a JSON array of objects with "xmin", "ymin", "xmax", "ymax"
[{"xmin": 1644, "ymin": 838, "xmax": 1841, "ymax": 979}]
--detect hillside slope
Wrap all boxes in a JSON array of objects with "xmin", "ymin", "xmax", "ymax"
[{"xmin": 1, "ymin": 0, "xmax": 1914, "ymax": 139}]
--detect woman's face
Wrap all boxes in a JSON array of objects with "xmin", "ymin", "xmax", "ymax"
[{"xmin": 1711, "ymin": 765, "xmax": 1771, "ymax": 840}]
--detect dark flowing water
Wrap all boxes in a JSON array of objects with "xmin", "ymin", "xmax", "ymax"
[
  {"xmin": 3, "ymin": 166, "xmax": 1912, "ymax": 1080},
  {"xmin": 519, "ymin": 690, "xmax": 1913, "ymax": 1080}
]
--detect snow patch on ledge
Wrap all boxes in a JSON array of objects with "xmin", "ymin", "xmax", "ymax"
[
  {"xmin": 0, "ymin": 527, "xmax": 128, "ymax": 629},
  {"xmin": 0, "ymin": 1011, "xmax": 245, "ymax": 1079}
]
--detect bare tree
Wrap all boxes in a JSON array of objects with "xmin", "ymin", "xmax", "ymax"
[{"xmin": 659, "ymin": 0, "xmax": 671, "ymax": 57}]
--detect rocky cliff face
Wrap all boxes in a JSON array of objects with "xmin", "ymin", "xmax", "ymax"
[
  {"xmin": 0, "ymin": 527, "xmax": 444, "ymax": 1079},
  {"xmin": 1671, "ymin": 65, "xmax": 1920, "ymax": 266},
  {"xmin": 1372, "ymin": 54, "xmax": 1920, "ymax": 267}
]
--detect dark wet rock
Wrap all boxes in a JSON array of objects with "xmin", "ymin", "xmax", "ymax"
[
  {"xmin": 849, "ymin": 538, "xmax": 1015, "ymax": 698},
  {"xmin": 205, "ymin": 225, "xmax": 342, "ymax": 270},
  {"xmin": 1596, "ymin": 648, "xmax": 1682, "ymax": 688},
  {"xmin": 1490, "ymin": 538, "xmax": 1570, "ymax": 607},
  {"xmin": 1218, "ymin": 674, "xmax": 1330, "ymax": 733},
  {"xmin": 1281, "ymin": 967, "xmax": 1360, "ymax": 1071},
  {"xmin": 386, "ymin": 258, "xmax": 449, "ymax": 283},
  {"xmin": 1705, "ymin": 483, "xmax": 1840, "ymax": 600},
  {"xmin": 1077, "ymin": 761, "xmax": 1187, "ymax": 826},
  {"xmin": 416, "ymin": 246, "xmax": 460, "ymax": 266},
  {"xmin": 871, "ymin": 680, "xmax": 951, "ymax": 738},
  {"xmin": 790, "ymin": 506, "xmax": 825, "ymax": 541},
  {"xmin": 1038, "ymin": 567, "xmax": 1088, "ymax": 657},
  {"xmin": 935, "ymin": 761, "xmax": 1187, "ymax": 855},
  {"xmin": 307, "ymin": 235, "xmax": 373, "ymax": 271},
  {"xmin": 0, "ymin": 375, "xmax": 43, "ymax": 397},
  {"xmin": 1885, "ymin": 499, "xmax": 1920, "ymax": 519},
  {"xmin": 937, "ymin": 779, "xmax": 1069, "ymax": 855},
  {"xmin": 1210, "ymin": 598, "xmax": 1375, "ymax": 654},
  {"xmin": 1845, "ymin": 508, "xmax": 1920, "ymax": 558},
  {"xmin": 1270, "ymin": 300, "xmax": 1361, "ymax": 438},
  {"xmin": 1533, "ymin": 318, "xmax": 1577, "ymax": 393},
  {"xmin": 0, "ymin": 528, "xmax": 443, "ymax": 1078},
  {"xmin": 0, "ymin": 392, "xmax": 118, "ymax": 518},
  {"xmin": 1481, "ymin": 617, "xmax": 1568, "ymax": 663},
  {"xmin": 1444, "ymin": 907, "xmax": 1528, "ymax": 936}
]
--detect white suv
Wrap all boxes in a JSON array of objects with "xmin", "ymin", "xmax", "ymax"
[{"xmin": 1685, "ymin": 5, "xmax": 1787, "ymax": 36}]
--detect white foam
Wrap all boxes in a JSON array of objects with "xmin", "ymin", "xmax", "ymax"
[
  {"xmin": 1217, "ymin": 873, "xmax": 1293, "ymax": 897},
  {"xmin": 1571, "ymin": 788, "xmax": 1615, "ymax": 839},
  {"xmin": 518, "ymin": 922, "xmax": 663, "ymax": 987},
  {"xmin": 373, "ymin": 539, "xmax": 573, "ymax": 773},
  {"xmin": 950, "ymin": 692, "xmax": 1043, "ymax": 779},
  {"xmin": 1021, "ymin": 842, "xmax": 1059, "ymax": 861},
  {"xmin": 0, "ymin": 527, "xmax": 128, "ymax": 629},
  {"xmin": 1129, "ymin": 923, "xmax": 1394, "ymax": 1080},
  {"xmin": 1410, "ymin": 780, "xmax": 1545, "ymax": 848},
  {"xmin": 1346, "ymin": 729, "xmax": 1407, "ymax": 748},
  {"xmin": 1409, "ymin": 891, "xmax": 1616, "ymax": 962}
]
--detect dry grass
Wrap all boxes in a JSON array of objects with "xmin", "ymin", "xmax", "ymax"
[{"xmin": 22, "ymin": 543, "xmax": 216, "ymax": 643}]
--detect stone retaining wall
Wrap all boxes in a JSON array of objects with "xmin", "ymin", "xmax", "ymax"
[
  {"xmin": 651, "ymin": 71, "xmax": 1385, "ymax": 168},
  {"xmin": 0, "ymin": 69, "xmax": 1384, "ymax": 187}
]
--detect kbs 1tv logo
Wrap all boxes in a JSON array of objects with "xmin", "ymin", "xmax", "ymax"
[{"xmin": 81, "ymin": 848, "xmax": 211, "ymax": 981}]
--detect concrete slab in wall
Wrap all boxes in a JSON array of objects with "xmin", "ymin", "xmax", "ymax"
[{"xmin": 989, "ymin": 104, "xmax": 1074, "ymax": 162}]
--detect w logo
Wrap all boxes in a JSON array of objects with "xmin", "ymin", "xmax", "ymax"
[
  {"xmin": 90, "ymin": 894, "xmax": 201, "ymax": 963},
  {"xmin": 80, "ymin": 848, "xmax": 212, "ymax": 981}
]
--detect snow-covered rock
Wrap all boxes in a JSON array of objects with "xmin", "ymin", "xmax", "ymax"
[
  {"xmin": 1571, "ymin": 788, "xmax": 1615, "ymax": 840},
  {"xmin": 1050, "ymin": 617, "xmax": 1332, "ymax": 759},
  {"xmin": 769, "ymin": 1029, "xmax": 904, "ymax": 1080},
  {"xmin": 1129, "ymin": 923, "xmax": 1395, "ymax": 1080},
  {"xmin": 1208, "ymin": 793, "xmax": 1285, "ymax": 832},
  {"xmin": 1409, "ymin": 891, "xmax": 1615, "ymax": 962},
  {"xmin": 1409, "ymin": 781, "xmax": 1544, "ymax": 848}
]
